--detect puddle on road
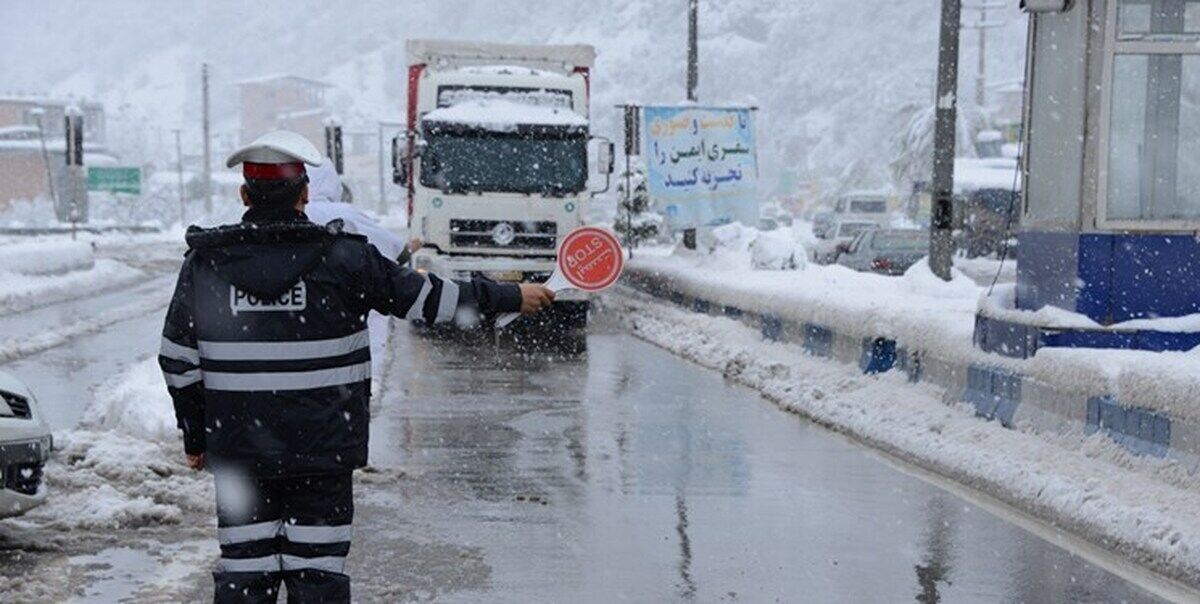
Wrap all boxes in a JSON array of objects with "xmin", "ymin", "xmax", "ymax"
[{"xmin": 65, "ymin": 540, "xmax": 208, "ymax": 603}]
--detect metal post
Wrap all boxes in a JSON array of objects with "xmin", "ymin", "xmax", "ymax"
[
  {"xmin": 64, "ymin": 107, "xmax": 85, "ymax": 240},
  {"xmin": 201, "ymin": 62, "xmax": 212, "ymax": 215},
  {"xmin": 683, "ymin": 0, "xmax": 699, "ymax": 249},
  {"xmin": 377, "ymin": 122, "xmax": 386, "ymax": 214},
  {"xmin": 930, "ymin": 0, "xmax": 962, "ymax": 281},
  {"xmin": 622, "ymin": 105, "xmax": 641, "ymax": 257},
  {"xmin": 174, "ymin": 128, "xmax": 185, "ymax": 224},
  {"xmin": 976, "ymin": 5, "xmax": 987, "ymax": 108},
  {"xmin": 687, "ymin": 0, "xmax": 699, "ymax": 102},
  {"xmin": 324, "ymin": 116, "xmax": 344, "ymax": 175}
]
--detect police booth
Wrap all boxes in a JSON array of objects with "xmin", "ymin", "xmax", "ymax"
[{"xmin": 976, "ymin": 0, "xmax": 1200, "ymax": 357}]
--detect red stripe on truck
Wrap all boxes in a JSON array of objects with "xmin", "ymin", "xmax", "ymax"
[{"xmin": 406, "ymin": 63, "xmax": 426, "ymax": 219}]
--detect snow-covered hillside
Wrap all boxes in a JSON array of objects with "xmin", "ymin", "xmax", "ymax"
[{"xmin": 0, "ymin": 0, "xmax": 1027, "ymax": 192}]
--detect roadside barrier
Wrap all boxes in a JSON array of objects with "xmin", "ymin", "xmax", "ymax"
[{"xmin": 623, "ymin": 268, "xmax": 1200, "ymax": 475}]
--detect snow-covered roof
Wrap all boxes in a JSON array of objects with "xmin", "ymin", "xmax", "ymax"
[
  {"xmin": 236, "ymin": 74, "xmax": 332, "ymax": 88},
  {"xmin": 407, "ymin": 39, "xmax": 595, "ymax": 73},
  {"xmin": 422, "ymin": 99, "xmax": 588, "ymax": 132},
  {"xmin": 276, "ymin": 107, "xmax": 327, "ymax": 120},
  {"xmin": 954, "ymin": 157, "xmax": 1021, "ymax": 193},
  {"xmin": 0, "ymin": 94, "xmax": 103, "ymax": 108},
  {"xmin": 0, "ymin": 125, "xmax": 41, "ymax": 140},
  {"xmin": 452, "ymin": 65, "xmax": 561, "ymax": 78}
]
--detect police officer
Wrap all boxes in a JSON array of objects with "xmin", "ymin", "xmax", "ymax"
[{"xmin": 158, "ymin": 130, "xmax": 554, "ymax": 602}]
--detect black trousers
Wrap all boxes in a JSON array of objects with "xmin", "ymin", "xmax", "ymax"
[{"xmin": 213, "ymin": 472, "xmax": 354, "ymax": 603}]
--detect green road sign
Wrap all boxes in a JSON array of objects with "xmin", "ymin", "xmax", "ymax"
[{"xmin": 87, "ymin": 166, "xmax": 141, "ymax": 195}]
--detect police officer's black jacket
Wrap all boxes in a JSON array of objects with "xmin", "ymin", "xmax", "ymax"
[{"xmin": 158, "ymin": 206, "xmax": 522, "ymax": 477}]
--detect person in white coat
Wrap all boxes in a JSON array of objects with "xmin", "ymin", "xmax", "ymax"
[{"xmin": 304, "ymin": 158, "xmax": 411, "ymax": 372}]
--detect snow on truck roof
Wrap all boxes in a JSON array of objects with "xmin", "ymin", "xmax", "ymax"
[
  {"xmin": 422, "ymin": 99, "xmax": 588, "ymax": 132},
  {"xmin": 407, "ymin": 39, "xmax": 595, "ymax": 73}
]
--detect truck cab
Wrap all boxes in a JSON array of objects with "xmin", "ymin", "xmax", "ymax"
[{"xmin": 395, "ymin": 40, "xmax": 612, "ymax": 329}]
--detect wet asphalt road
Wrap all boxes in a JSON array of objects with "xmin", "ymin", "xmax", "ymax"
[
  {"xmin": 350, "ymin": 316, "xmax": 1166, "ymax": 603},
  {"xmin": 0, "ymin": 241, "xmax": 1173, "ymax": 601}
]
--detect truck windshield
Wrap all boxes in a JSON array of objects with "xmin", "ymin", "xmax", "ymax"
[{"xmin": 420, "ymin": 131, "xmax": 587, "ymax": 195}]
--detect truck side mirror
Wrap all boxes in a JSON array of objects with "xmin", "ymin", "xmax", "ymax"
[
  {"xmin": 598, "ymin": 141, "xmax": 615, "ymax": 175},
  {"xmin": 391, "ymin": 135, "xmax": 407, "ymax": 186}
]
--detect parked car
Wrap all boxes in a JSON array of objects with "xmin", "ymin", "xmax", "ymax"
[
  {"xmin": 837, "ymin": 229, "xmax": 929, "ymax": 275},
  {"xmin": 0, "ymin": 371, "xmax": 52, "ymax": 518},
  {"xmin": 811, "ymin": 207, "xmax": 836, "ymax": 239},
  {"xmin": 811, "ymin": 219, "xmax": 879, "ymax": 264}
]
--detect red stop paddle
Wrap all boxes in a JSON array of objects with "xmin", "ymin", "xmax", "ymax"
[{"xmin": 497, "ymin": 226, "xmax": 625, "ymax": 328}]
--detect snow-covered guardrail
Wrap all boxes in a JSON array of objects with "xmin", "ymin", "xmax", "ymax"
[{"xmin": 622, "ymin": 255, "xmax": 1200, "ymax": 476}]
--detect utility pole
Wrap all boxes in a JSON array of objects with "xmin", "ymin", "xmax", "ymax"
[
  {"xmin": 930, "ymin": 0, "xmax": 962, "ymax": 281},
  {"xmin": 174, "ymin": 128, "xmax": 185, "ymax": 224},
  {"xmin": 687, "ymin": 0, "xmax": 698, "ymax": 102},
  {"xmin": 963, "ymin": 1, "xmax": 1005, "ymax": 109},
  {"xmin": 201, "ymin": 62, "xmax": 213, "ymax": 215},
  {"xmin": 30, "ymin": 108, "xmax": 57, "ymax": 209},
  {"xmin": 683, "ymin": 0, "xmax": 699, "ymax": 250}
]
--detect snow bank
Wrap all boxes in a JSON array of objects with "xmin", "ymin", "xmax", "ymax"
[
  {"xmin": 28, "ymin": 430, "xmax": 212, "ymax": 530},
  {"xmin": 0, "ymin": 259, "xmax": 143, "ymax": 316},
  {"xmin": 81, "ymin": 357, "xmax": 178, "ymax": 442},
  {"xmin": 613, "ymin": 292, "xmax": 1200, "ymax": 590},
  {"xmin": 631, "ymin": 241, "xmax": 983, "ymax": 360},
  {"xmin": 0, "ymin": 239, "xmax": 94, "ymax": 275}
]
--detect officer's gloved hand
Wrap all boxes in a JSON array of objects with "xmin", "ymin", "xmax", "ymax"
[{"xmin": 519, "ymin": 284, "xmax": 555, "ymax": 315}]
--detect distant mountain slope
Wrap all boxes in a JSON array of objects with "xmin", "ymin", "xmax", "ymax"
[{"xmin": 0, "ymin": 0, "xmax": 1027, "ymax": 191}]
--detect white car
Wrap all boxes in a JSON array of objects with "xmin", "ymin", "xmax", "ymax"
[
  {"xmin": 0, "ymin": 371, "xmax": 52, "ymax": 518},
  {"xmin": 811, "ymin": 219, "xmax": 880, "ymax": 264}
]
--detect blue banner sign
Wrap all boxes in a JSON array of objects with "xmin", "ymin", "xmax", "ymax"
[{"xmin": 643, "ymin": 105, "xmax": 758, "ymax": 230}]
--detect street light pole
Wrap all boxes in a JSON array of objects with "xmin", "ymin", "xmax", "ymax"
[
  {"xmin": 174, "ymin": 128, "xmax": 185, "ymax": 224},
  {"xmin": 201, "ymin": 62, "xmax": 213, "ymax": 215},
  {"xmin": 930, "ymin": 0, "xmax": 962, "ymax": 281}
]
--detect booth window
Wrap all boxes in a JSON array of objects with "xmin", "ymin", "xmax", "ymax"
[{"xmin": 1105, "ymin": 0, "xmax": 1200, "ymax": 224}]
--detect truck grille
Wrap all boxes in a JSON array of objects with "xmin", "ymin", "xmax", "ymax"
[
  {"xmin": 0, "ymin": 391, "xmax": 31, "ymax": 419},
  {"xmin": 450, "ymin": 220, "xmax": 557, "ymax": 251},
  {"xmin": 5, "ymin": 462, "xmax": 42, "ymax": 495}
]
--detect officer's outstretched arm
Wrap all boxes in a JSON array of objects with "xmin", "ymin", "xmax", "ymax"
[
  {"xmin": 158, "ymin": 256, "xmax": 206, "ymax": 456},
  {"xmin": 359, "ymin": 244, "xmax": 523, "ymax": 323}
]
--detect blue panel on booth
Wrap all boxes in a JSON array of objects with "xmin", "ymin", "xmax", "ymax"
[
  {"xmin": 1076, "ymin": 234, "xmax": 1114, "ymax": 323},
  {"xmin": 1016, "ymin": 231, "xmax": 1081, "ymax": 314},
  {"xmin": 1110, "ymin": 234, "xmax": 1200, "ymax": 322}
]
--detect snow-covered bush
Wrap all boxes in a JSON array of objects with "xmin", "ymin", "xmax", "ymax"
[
  {"xmin": 694, "ymin": 222, "xmax": 807, "ymax": 271},
  {"xmin": 750, "ymin": 228, "xmax": 807, "ymax": 271}
]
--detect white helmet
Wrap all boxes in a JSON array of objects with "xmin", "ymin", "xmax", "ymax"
[{"xmin": 225, "ymin": 130, "xmax": 323, "ymax": 169}]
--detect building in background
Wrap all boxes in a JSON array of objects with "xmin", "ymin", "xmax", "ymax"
[
  {"xmin": 0, "ymin": 95, "xmax": 111, "ymax": 211},
  {"xmin": 237, "ymin": 75, "xmax": 331, "ymax": 148}
]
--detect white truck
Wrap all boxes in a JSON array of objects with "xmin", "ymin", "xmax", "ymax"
[{"xmin": 393, "ymin": 39, "xmax": 614, "ymax": 329}]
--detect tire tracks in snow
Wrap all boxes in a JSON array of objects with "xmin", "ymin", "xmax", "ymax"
[{"xmin": 0, "ymin": 289, "xmax": 171, "ymax": 365}]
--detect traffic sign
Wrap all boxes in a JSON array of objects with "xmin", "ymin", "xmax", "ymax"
[
  {"xmin": 497, "ymin": 226, "xmax": 626, "ymax": 328},
  {"xmin": 553, "ymin": 226, "xmax": 624, "ymax": 292},
  {"xmin": 87, "ymin": 166, "xmax": 141, "ymax": 195}
]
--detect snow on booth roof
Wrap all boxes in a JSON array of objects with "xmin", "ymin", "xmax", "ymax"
[
  {"xmin": 422, "ymin": 99, "xmax": 588, "ymax": 132},
  {"xmin": 954, "ymin": 157, "xmax": 1021, "ymax": 194}
]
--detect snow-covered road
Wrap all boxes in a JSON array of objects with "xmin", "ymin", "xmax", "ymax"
[{"xmin": 0, "ymin": 241, "xmax": 1175, "ymax": 601}]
